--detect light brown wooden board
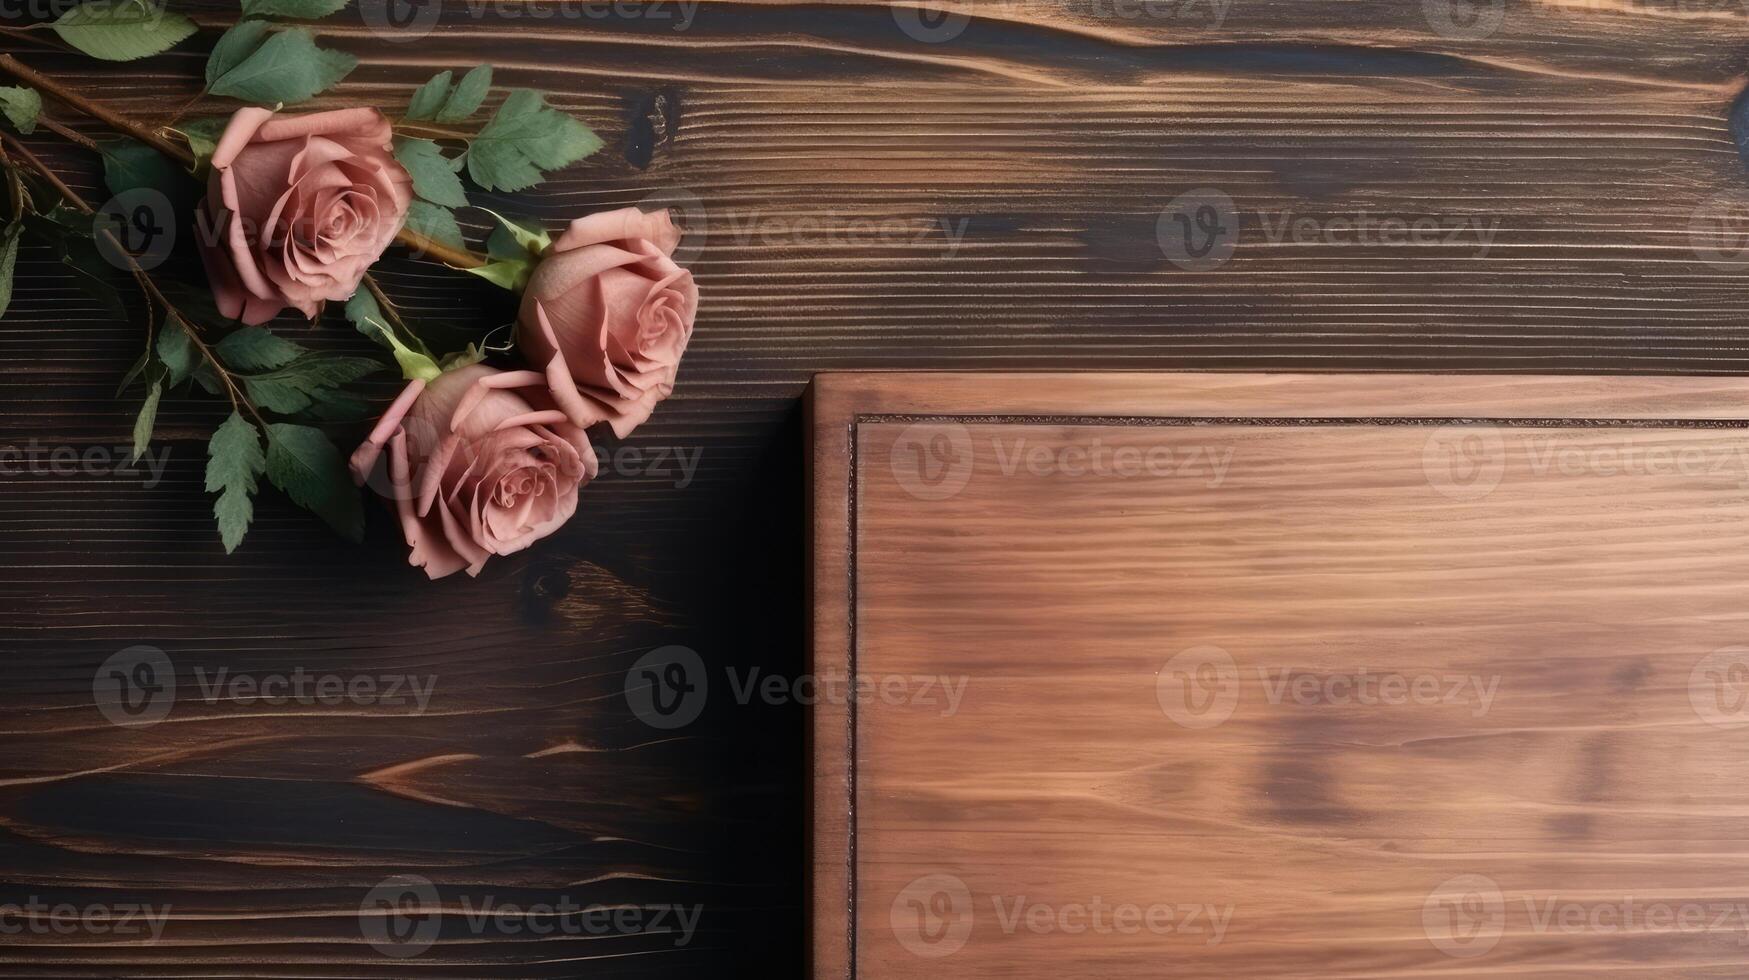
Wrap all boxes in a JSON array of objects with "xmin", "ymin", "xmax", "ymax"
[{"xmin": 810, "ymin": 372, "xmax": 1749, "ymax": 979}]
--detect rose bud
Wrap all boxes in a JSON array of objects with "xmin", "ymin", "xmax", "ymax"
[
  {"xmin": 516, "ymin": 207, "xmax": 698, "ymax": 438},
  {"xmin": 197, "ymin": 107, "xmax": 413, "ymax": 325},
  {"xmin": 349, "ymin": 364, "xmax": 598, "ymax": 580}
]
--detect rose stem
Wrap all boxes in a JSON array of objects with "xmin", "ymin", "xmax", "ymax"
[
  {"xmin": 0, "ymin": 130, "xmax": 266, "ymax": 425},
  {"xmin": 0, "ymin": 54, "xmax": 490, "ymax": 270},
  {"xmin": 363, "ymin": 273, "xmax": 413, "ymax": 336},
  {"xmin": 0, "ymin": 54, "xmax": 189, "ymax": 163}
]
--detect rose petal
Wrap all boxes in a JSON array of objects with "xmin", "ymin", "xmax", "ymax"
[{"xmin": 552, "ymin": 207, "xmax": 681, "ymax": 255}]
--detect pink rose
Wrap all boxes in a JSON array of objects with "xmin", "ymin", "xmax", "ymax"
[
  {"xmin": 516, "ymin": 207, "xmax": 698, "ymax": 438},
  {"xmin": 198, "ymin": 107, "xmax": 413, "ymax": 325},
  {"xmin": 349, "ymin": 364, "xmax": 598, "ymax": 580}
]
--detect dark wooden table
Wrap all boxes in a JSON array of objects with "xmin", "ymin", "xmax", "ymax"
[{"xmin": 2, "ymin": 2, "xmax": 1747, "ymax": 976}]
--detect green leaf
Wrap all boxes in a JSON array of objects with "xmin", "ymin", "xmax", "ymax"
[
  {"xmin": 481, "ymin": 208, "xmax": 550, "ymax": 257},
  {"xmin": 294, "ymin": 387, "xmax": 374, "ymax": 422},
  {"xmin": 404, "ymin": 199, "xmax": 465, "ymax": 250},
  {"xmin": 265, "ymin": 423, "xmax": 363, "ymax": 542},
  {"xmin": 436, "ymin": 65, "xmax": 491, "ymax": 123},
  {"xmin": 0, "ymin": 86, "xmax": 40, "ymax": 135},
  {"xmin": 205, "ymin": 19, "xmax": 271, "ymax": 89},
  {"xmin": 131, "ymin": 379, "xmax": 161, "ymax": 463},
  {"xmin": 466, "ymin": 89, "xmax": 603, "ymax": 193},
  {"xmin": 99, "ymin": 139, "xmax": 184, "ymax": 198},
  {"xmin": 178, "ymin": 117, "xmax": 229, "ymax": 168},
  {"xmin": 191, "ymin": 360, "xmax": 223, "ymax": 396},
  {"xmin": 464, "ymin": 258, "xmax": 531, "ymax": 293},
  {"xmin": 216, "ymin": 325, "xmax": 304, "ymax": 372},
  {"xmin": 209, "ymin": 28, "xmax": 357, "ymax": 106},
  {"xmin": 155, "ymin": 314, "xmax": 196, "ymax": 385},
  {"xmin": 346, "ymin": 289, "xmax": 440, "ymax": 382},
  {"xmin": 52, "ymin": 0, "xmax": 197, "ymax": 62},
  {"xmin": 486, "ymin": 223, "xmax": 522, "ymax": 259},
  {"xmin": 242, "ymin": 354, "xmax": 381, "ymax": 413},
  {"xmin": 392, "ymin": 138, "xmax": 467, "ymax": 208},
  {"xmin": 206, "ymin": 411, "xmax": 265, "ymax": 554},
  {"xmin": 0, "ymin": 222, "xmax": 20, "ymax": 321},
  {"xmin": 115, "ymin": 349, "xmax": 149, "ymax": 396},
  {"xmin": 241, "ymin": 0, "xmax": 349, "ymax": 17},
  {"xmin": 404, "ymin": 70, "xmax": 451, "ymax": 122},
  {"xmin": 441, "ymin": 345, "xmax": 487, "ymax": 373}
]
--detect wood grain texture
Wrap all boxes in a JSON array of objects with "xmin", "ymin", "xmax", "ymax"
[
  {"xmin": 812, "ymin": 373, "xmax": 1749, "ymax": 978},
  {"xmin": 5, "ymin": 0, "xmax": 1749, "ymax": 975}
]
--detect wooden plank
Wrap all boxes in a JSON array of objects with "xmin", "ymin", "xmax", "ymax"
[{"xmin": 812, "ymin": 372, "xmax": 1749, "ymax": 978}]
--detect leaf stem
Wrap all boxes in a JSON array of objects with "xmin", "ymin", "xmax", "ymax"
[{"xmin": 0, "ymin": 54, "xmax": 490, "ymax": 269}]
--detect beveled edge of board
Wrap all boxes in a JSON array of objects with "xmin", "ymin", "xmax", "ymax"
[{"xmin": 803, "ymin": 370, "xmax": 1749, "ymax": 980}]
